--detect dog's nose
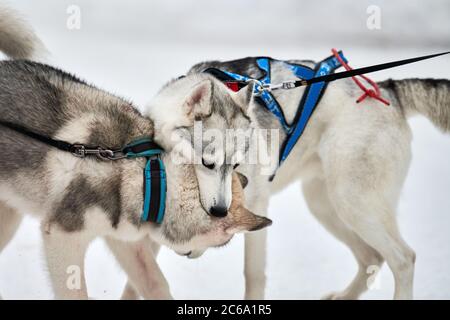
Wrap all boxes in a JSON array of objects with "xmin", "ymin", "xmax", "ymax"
[{"xmin": 209, "ymin": 206, "xmax": 228, "ymax": 218}]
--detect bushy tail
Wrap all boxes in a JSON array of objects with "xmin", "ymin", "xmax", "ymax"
[
  {"xmin": 0, "ymin": 5, "xmax": 46, "ymax": 59},
  {"xmin": 380, "ymin": 78, "xmax": 450, "ymax": 132}
]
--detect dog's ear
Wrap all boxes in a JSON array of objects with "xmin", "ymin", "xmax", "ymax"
[
  {"xmin": 226, "ymin": 173, "xmax": 272, "ymax": 234},
  {"xmin": 184, "ymin": 80, "xmax": 212, "ymax": 121},
  {"xmin": 236, "ymin": 172, "xmax": 249, "ymax": 189},
  {"xmin": 226, "ymin": 207, "xmax": 272, "ymax": 234},
  {"xmin": 234, "ymin": 82, "xmax": 255, "ymax": 112}
]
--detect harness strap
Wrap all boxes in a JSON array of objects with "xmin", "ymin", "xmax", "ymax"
[
  {"xmin": 255, "ymin": 58, "xmax": 291, "ymax": 132},
  {"xmin": 142, "ymin": 157, "xmax": 166, "ymax": 223},
  {"xmin": 203, "ymin": 53, "xmax": 346, "ymax": 172},
  {"xmin": 204, "ymin": 59, "xmax": 291, "ymax": 132},
  {"xmin": 204, "ymin": 50, "xmax": 449, "ymax": 178},
  {"xmin": 123, "ymin": 137, "xmax": 164, "ymax": 158},
  {"xmin": 0, "ymin": 120, "xmax": 166, "ymax": 224},
  {"xmin": 331, "ymin": 48, "xmax": 390, "ymax": 106},
  {"xmin": 279, "ymin": 52, "xmax": 345, "ymax": 164},
  {"xmin": 123, "ymin": 138, "xmax": 166, "ymax": 224}
]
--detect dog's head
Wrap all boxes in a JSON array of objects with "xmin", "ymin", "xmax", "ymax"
[
  {"xmin": 150, "ymin": 165, "xmax": 271, "ymax": 258},
  {"xmin": 147, "ymin": 74, "xmax": 255, "ymax": 218}
]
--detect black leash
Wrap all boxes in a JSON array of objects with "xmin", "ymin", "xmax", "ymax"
[
  {"xmin": 265, "ymin": 51, "xmax": 450, "ymax": 91},
  {"xmin": 0, "ymin": 120, "xmax": 74, "ymax": 152},
  {"xmin": 0, "ymin": 119, "xmax": 167, "ymax": 223},
  {"xmin": 0, "ymin": 120, "xmax": 160, "ymax": 160}
]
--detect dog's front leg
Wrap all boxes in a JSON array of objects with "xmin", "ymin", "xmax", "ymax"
[
  {"xmin": 105, "ymin": 236, "xmax": 172, "ymax": 300},
  {"xmin": 41, "ymin": 223, "xmax": 91, "ymax": 299},
  {"xmin": 119, "ymin": 240, "xmax": 162, "ymax": 300},
  {"xmin": 244, "ymin": 194, "xmax": 270, "ymax": 300}
]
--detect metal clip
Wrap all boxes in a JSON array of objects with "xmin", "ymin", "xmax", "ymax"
[
  {"xmin": 71, "ymin": 144, "xmax": 86, "ymax": 158},
  {"xmin": 71, "ymin": 144, "xmax": 123, "ymax": 161},
  {"xmin": 268, "ymin": 80, "xmax": 298, "ymax": 91},
  {"xmin": 245, "ymin": 79, "xmax": 266, "ymax": 96},
  {"xmin": 246, "ymin": 79, "xmax": 300, "ymax": 94},
  {"xmin": 103, "ymin": 150, "xmax": 127, "ymax": 161},
  {"xmin": 96, "ymin": 148, "xmax": 116, "ymax": 160}
]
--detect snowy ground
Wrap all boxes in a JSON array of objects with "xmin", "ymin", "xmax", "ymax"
[{"xmin": 0, "ymin": 1, "xmax": 449, "ymax": 299}]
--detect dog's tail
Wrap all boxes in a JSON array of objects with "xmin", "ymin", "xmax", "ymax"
[
  {"xmin": 380, "ymin": 78, "xmax": 450, "ymax": 132},
  {"xmin": 0, "ymin": 5, "xmax": 46, "ymax": 59}
]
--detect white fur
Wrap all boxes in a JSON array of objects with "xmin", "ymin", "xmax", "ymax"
[
  {"xmin": 242, "ymin": 78, "xmax": 417, "ymax": 300},
  {"xmin": 144, "ymin": 64, "xmax": 444, "ymax": 299}
]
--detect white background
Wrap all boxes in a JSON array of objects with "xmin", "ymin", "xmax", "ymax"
[{"xmin": 0, "ymin": 0, "xmax": 449, "ymax": 299}]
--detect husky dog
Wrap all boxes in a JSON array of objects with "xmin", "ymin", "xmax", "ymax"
[
  {"xmin": 0, "ymin": 9, "xmax": 271, "ymax": 300},
  {"xmin": 144, "ymin": 56, "xmax": 449, "ymax": 300}
]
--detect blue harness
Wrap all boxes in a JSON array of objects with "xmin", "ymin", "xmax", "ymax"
[{"xmin": 204, "ymin": 51, "xmax": 347, "ymax": 171}]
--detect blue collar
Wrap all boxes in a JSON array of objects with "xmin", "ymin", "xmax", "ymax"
[
  {"xmin": 122, "ymin": 137, "xmax": 166, "ymax": 224},
  {"xmin": 203, "ymin": 51, "xmax": 347, "ymax": 174}
]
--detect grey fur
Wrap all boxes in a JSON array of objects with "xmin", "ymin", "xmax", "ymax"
[
  {"xmin": 0, "ymin": 8, "xmax": 274, "ymax": 299},
  {"xmin": 181, "ymin": 74, "xmax": 252, "ymax": 160},
  {"xmin": 380, "ymin": 78, "xmax": 450, "ymax": 132},
  {"xmin": 0, "ymin": 57, "xmax": 266, "ymax": 248},
  {"xmin": 52, "ymin": 174, "xmax": 122, "ymax": 232},
  {"xmin": 0, "ymin": 59, "xmax": 153, "ymax": 231},
  {"xmin": 189, "ymin": 57, "xmax": 265, "ymax": 79}
]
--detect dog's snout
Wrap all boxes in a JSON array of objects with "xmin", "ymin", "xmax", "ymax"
[{"xmin": 209, "ymin": 206, "xmax": 228, "ymax": 218}]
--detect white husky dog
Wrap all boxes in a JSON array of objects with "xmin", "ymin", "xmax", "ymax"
[{"xmin": 142, "ymin": 53, "xmax": 449, "ymax": 300}]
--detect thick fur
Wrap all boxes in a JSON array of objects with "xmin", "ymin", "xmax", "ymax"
[
  {"xmin": 144, "ymin": 56, "xmax": 449, "ymax": 300},
  {"xmin": 0, "ymin": 5, "xmax": 46, "ymax": 60},
  {"xmin": 147, "ymin": 73, "xmax": 255, "ymax": 216},
  {"xmin": 0, "ymin": 11, "xmax": 271, "ymax": 299},
  {"xmin": 379, "ymin": 78, "xmax": 450, "ymax": 132}
]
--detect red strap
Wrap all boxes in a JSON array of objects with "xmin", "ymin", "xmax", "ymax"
[
  {"xmin": 331, "ymin": 48, "xmax": 390, "ymax": 106},
  {"xmin": 224, "ymin": 81, "xmax": 241, "ymax": 92}
]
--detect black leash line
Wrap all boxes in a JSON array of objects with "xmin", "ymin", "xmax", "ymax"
[
  {"xmin": 0, "ymin": 120, "xmax": 73, "ymax": 151},
  {"xmin": 270, "ymin": 51, "xmax": 450, "ymax": 90},
  {"xmin": 0, "ymin": 120, "xmax": 119, "ymax": 159}
]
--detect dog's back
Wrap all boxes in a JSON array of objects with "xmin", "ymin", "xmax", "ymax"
[
  {"xmin": 0, "ymin": 61, "xmax": 75, "ymax": 135},
  {"xmin": 0, "ymin": 59, "xmax": 152, "ymax": 180},
  {"xmin": 0, "ymin": 13, "xmax": 153, "ymax": 220}
]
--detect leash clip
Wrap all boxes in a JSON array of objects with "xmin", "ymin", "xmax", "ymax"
[
  {"xmin": 96, "ymin": 148, "xmax": 118, "ymax": 160},
  {"xmin": 71, "ymin": 144, "xmax": 87, "ymax": 158},
  {"xmin": 249, "ymin": 79, "xmax": 299, "ymax": 94},
  {"xmin": 269, "ymin": 80, "xmax": 298, "ymax": 91},
  {"xmin": 101, "ymin": 149, "xmax": 127, "ymax": 160},
  {"xmin": 71, "ymin": 144, "xmax": 123, "ymax": 161},
  {"xmin": 245, "ymin": 79, "xmax": 266, "ymax": 96}
]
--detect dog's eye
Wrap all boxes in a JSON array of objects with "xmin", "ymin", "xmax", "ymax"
[
  {"xmin": 233, "ymin": 163, "xmax": 240, "ymax": 169},
  {"xmin": 202, "ymin": 158, "xmax": 215, "ymax": 170}
]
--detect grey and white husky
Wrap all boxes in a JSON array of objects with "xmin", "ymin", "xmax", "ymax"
[
  {"xmin": 0, "ymin": 9, "xmax": 271, "ymax": 299},
  {"xmin": 144, "ymin": 55, "xmax": 449, "ymax": 299}
]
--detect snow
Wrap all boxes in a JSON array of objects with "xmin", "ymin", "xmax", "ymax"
[{"xmin": 0, "ymin": 0, "xmax": 449, "ymax": 299}]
